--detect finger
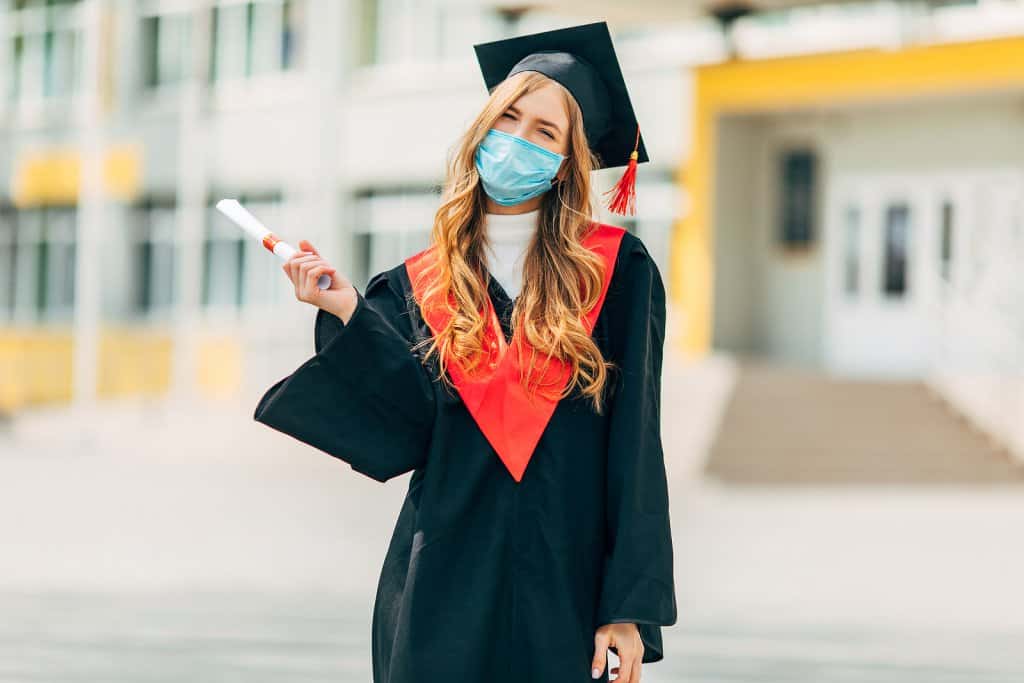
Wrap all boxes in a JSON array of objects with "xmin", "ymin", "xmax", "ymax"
[
  {"xmin": 288, "ymin": 253, "xmax": 319, "ymax": 268},
  {"xmin": 591, "ymin": 631, "xmax": 610, "ymax": 679},
  {"xmin": 286, "ymin": 248, "xmax": 316, "ymax": 262},
  {"xmin": 308, "ymin": 264, "xmax": 333, "ymax": 291},
  {"xmin": 296, "ymin": 261, "xmax": 317, "ymax": 297},
  {"xmin": 615, "ymin": 652, "xmax": 633, "ymax": 683},
  {"xmin": 298, "ymin": 239, "xmax": 319, "ymax": 256},
  {"xmin": 299, "ymin": 263, "xmax": 333, "ymax": 295},
  {"xmin": 628, "ymin": 655, "xmax": 642, "ymax": 683},
  {"xmin": 297, "ymin": 257, "xmax": 325, "ymax": 283},
  {"xmin": 285, "ymin": 254, "xmax": 317, "ymax": 282},
  {"xmin": 292, "ymin": 257, "xmax": 318, "ymax": 293},
  {"xmin": 287, "ymin": 253, "xmax": 319, "ymax": 284}
]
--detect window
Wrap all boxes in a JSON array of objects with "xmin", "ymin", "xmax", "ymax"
[
  {"xmin": 352, "ymin": 0, "xmax": 379, "ymax": 67},
  {"xmin": 882, "ymin": 203, "xmax": 911, "ymax": 297},
  {"xmin": 353, "ymin": 229, "xmax": 431, "ymax": 291},
  {"xmin": 616, "ymin": 217, "xmax": 638, "ymax": 236},
  {"xmin": 371, "ymin": 1, "xmax": 505, "ymax": 65},
  {"xmin": 0, "ymin": 209, "xmax": 15, "ymax": 322},
  {"xmin": 132, "ymin": 199, "xmax": 177, "ymax": 317},
  {"xmin": 351, "ymin": 188, "xmax": 437, "ymax": 288},
  {"xmin": 438, "ymin": 5, "xmax": 509, "ymax": 61},
  {"xmin": 141, "ymin": 11, "xmax": 191, "ymax": 89},
  {"xmin": 13, "ymin": 0, "xmax": 79, "ymax": 7},
  {"xmin": 210, "ymin": 0, "xmax": 304, "ymax": 82},
  {"xmin": 203, "ymin": 201, "xmax": 247, "ymax": 309},
  {"xmin": 842, "ymin": 205, "xmax": 860, "ymax": 297},
  {"xmin": 203, "ymin": 192, "xmax": 285, "ymax": 310},
  {"xmin": 251, "ymin": 0, "xmax": 296, "ymax": 74},
  {"xmin": 778, "ymin": 149, "xmax": 817, "ymax": 248},
  {"xmin": 39, "ymin": 208, "xmax": 76, "ymax": 320},
  {"xmin": 8, "ymin": 0, "xmax": 81, "ymax": 103},
  {"xmin": 939, "ymin": 199, "xmax": 954, "ymax": 283},
  {"xmin": 12, "ymin": 211, "xmax": 41, "ymax": 319},
  {"xmin": 239, "ymin": 195, "xmax": 290, "ymax": 310},
  {"xmin": 9, "ymin": 207, "xmax": 76, "ymax": 322},
  {"xmin": 280, "ymin": 0, "xmax": 301, "ymax": 69},
  {"xmin": 211, "ymin": 2, "xmax": 248, "ymax": 82}
]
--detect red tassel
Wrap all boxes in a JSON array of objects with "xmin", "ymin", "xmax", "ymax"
[{"xmin": 602, "ymin": 125, "xmax": 641, "ymax": 217}]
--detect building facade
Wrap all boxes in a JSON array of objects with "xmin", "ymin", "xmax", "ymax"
[
  {"xmin": 0, "ymin": 0, "xmax": 685, "ymax": 412},
  {"xmin": 2, "ymin": 0, "xmax": 1023, "ymax": 461}
]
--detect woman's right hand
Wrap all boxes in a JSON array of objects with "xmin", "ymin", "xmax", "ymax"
[{"xmin": 283, "ymin": 239, "xmax": 358, "ymax": 324}]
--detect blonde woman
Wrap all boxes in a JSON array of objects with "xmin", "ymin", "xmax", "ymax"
[{"xmin": 254, "ymin": 21, "xmax": 676, "ymax": 683}]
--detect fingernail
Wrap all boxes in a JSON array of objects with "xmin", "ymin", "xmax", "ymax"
[{"xmin": 592, "ymin": 668, "xmax": 601, "ymax": 679}]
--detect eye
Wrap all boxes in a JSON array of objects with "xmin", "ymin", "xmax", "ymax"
[
  {"xmin": 541, "ymin": 130, "xmax": 555, "ymax": 140},
  {"xmin": 501, "ymin": 112, "xmax": 515, "ymax": 119}
]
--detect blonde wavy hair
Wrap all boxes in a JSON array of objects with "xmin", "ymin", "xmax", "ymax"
[{"xmin": 410, "ymin": 70, "xmax": 616, "ymax": 415}]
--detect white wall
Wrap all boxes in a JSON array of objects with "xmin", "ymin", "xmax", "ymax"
[
  {"xmin": 713, "ymin": 93, "xmax": 1024, "ymax": 460},
  {"xmin": 712, "ymin": 112, "xmax": 829, "ymax": 366},
  {"xmin": 712, "ymin": 116, "xmax": 762, "ymax": 354}
]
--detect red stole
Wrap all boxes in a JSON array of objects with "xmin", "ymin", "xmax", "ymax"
[{"xmin": 404, "ymin": 222, "xmax": 625, "ymax": 483}]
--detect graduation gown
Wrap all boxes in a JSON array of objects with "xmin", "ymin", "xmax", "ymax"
[{"xmin": 252, "ymin": 224, "xmax": 677, "ymax": 682}]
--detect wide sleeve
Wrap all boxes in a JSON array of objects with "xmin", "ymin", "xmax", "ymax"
[
  {"xmin": 594, "ymin": 237, "xmax": 678, "ymax": 663},
  {"xmin": 252, "ymin": 269, "xmax": 436, "ymax": 483}
]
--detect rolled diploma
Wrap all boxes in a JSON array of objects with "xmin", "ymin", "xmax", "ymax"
[{"xmin": 215, "ymin": 198, "xmax": 332, "ymax": 290}]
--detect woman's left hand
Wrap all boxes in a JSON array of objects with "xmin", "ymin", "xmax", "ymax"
[{"xmin": 591, "ymin": 622, "xmax": 643, "ymax": 681}]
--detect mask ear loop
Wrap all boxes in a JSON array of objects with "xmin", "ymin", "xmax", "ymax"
[
  {"xmin": 554, "ymin": 155, "xmax": 570, "ymax": 185},
  {"xmin": 552, "ymin": 163, "xmax": 591, "ymax": 223}
]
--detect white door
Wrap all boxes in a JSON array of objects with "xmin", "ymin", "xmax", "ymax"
[
  {"xmin": 825, "ymin": 169, "xmax": 1023, "ymax": 378},
  {"xmin": 825, "ymin": 173, "xmax": 938, "ymax": 378}
]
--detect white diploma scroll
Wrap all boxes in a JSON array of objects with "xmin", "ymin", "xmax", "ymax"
[{"xmin": 215, "ymin": 198, "xmax": 332, "ymax": 290}]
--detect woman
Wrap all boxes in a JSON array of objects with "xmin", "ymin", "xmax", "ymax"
[{"xmin": 253, "ymin": 21, "xmax": 676, "ymax": 683}]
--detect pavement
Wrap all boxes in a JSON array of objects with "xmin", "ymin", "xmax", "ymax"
[{"xmin": 2, "ymin": 351, "xmax": 1023, "ymax": 682}]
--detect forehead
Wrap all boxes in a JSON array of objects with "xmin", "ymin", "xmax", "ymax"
[{"xmin": 508, "ymin": 80, "xmax": 570, "ymax": 127}]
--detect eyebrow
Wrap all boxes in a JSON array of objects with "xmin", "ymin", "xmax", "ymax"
[{"xmin": 507, "ymin": 105, "xmax": 563, "ymax": 136}]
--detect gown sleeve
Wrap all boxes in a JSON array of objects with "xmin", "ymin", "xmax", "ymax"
[
  {"xmin": 594, "ymin": 237, "xmax": 678, "ymax": 663},
  {"xmin": 252, "ymin": 269, "xmax": 436, "ymax": 483}
]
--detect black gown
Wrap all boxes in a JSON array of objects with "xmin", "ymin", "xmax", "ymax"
[{"xmin": 252, "ymin": 228, "xmax": 677, "ymax": 683}]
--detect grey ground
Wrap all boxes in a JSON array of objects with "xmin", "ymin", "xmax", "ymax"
[{"xmin": 2, "ymin": 353, "xmax": 1023, "ymax": 682}]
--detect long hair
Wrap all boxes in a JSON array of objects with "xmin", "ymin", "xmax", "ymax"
[{"xmin": 411, "ymin": 70, "xmax": 614, "ymax": 414}]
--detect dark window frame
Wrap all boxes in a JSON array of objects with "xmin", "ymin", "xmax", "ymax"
[{"xmin": 777, "ymin": 148, "xmax": 818, "ymax": 251}]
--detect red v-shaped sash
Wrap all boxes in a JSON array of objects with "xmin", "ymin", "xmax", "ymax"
[{"xmin": 404, "ymin": 222, "xmax": 625, "ymax": 483}]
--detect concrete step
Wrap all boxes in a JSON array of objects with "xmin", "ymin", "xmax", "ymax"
[{"xmin": 705, "ymin": 358, "xmax": 1024, "ymax": 485}]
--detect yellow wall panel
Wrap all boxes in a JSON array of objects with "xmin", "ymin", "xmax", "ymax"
[
  {"xmin": 0, "ymin": 327, "xmax": 176, "ymax": 412},
  {"xmin": 0, "ymin": 330, "xmax": 73, "ymax": 410},
  {"xmin": 103, "ymin": 144, "xmax": 142, "ymax": 201},
  {"xmin": 676, "ymin": 36, "xmax": 1024, "ymax": 356},
  {"xmin": 12, "ymin": 151, "xmax": 80, "ymax": 207},
  {"xmin": 97, "ymin": 328, "xmax": 172, "ymax": 398},
  {"xmin": 11, "ymin": 144, "xmax": 142, "ymax": 207},
  {"xmin": 196, "ymin": 336, "xmax": 243, "ymax": 399}
]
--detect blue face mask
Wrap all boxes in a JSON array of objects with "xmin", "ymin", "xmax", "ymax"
[{"xmin": 474, "ymin": 128, "xmax": 566, "ymax": 206}]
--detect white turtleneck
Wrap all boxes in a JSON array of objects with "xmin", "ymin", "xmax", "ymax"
[{"xmin": 483, "ymin": 208, "xmax": 539, "ymax": 299}]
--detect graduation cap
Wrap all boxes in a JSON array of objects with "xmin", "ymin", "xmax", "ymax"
[{"xmin": 473, "ymin": 21, "xmax": 648, "ymax": 216}]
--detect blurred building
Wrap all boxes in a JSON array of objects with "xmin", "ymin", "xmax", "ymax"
[
  {"xmin": 0, "ymin": 0, "xmax": 683, "ymax": 414},
  {"xmin": 0, "ymin": 0, "xmax": 1022, "ymax": 459},
  {"xmin": 677, "ymin": 0, "xmax": 1024, "ymax": 459}
]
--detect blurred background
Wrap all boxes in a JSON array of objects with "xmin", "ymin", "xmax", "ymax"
[{"xmin": 2, "ymin": 0, "xmax": 1024, "ymax": 680}]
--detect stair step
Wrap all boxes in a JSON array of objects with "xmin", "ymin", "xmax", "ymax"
[{"xmin": 704, "ymin": 360, "xmax": 1024, "ymax": 485}]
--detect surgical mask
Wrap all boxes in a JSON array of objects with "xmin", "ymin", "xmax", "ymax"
[{"xmin": 474, "ymin": 128, "xmax": 566, "ymax": 206}]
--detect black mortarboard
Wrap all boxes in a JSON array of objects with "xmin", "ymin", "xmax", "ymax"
[{"xmin": 473, "ymin": 21, "xmax": 647, "ymax": 216}]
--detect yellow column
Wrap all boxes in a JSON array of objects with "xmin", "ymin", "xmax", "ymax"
[{"xmin": 671, "ymin": 70, "xmax": 714, "ymax": 357}]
